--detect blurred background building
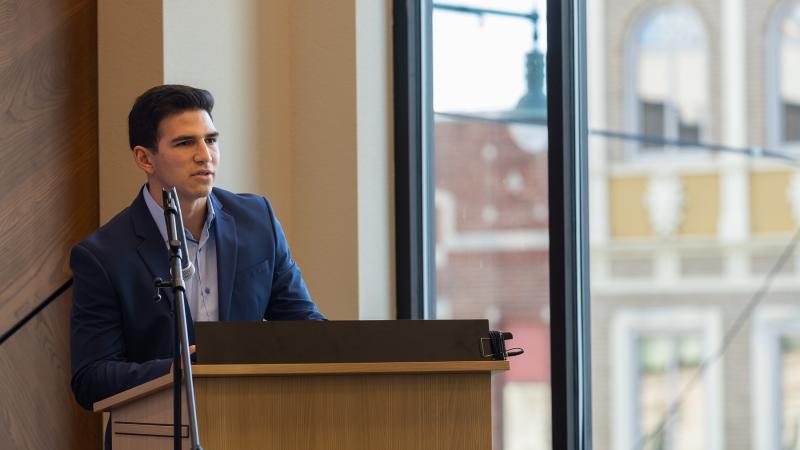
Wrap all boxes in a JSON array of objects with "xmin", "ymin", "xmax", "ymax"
[{"xmin": 429, "ymin": 0, "xmax": 800, "ymax": 449}]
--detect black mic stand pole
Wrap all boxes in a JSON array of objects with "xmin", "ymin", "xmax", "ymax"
[{"xmin": 162, "ymin": 189, "xmax": 203, "ymax": 450}]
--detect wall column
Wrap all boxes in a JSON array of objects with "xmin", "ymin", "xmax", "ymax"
[{"xmin": 99, "ymin": 0, "xmax": 394, "ymax": 319}]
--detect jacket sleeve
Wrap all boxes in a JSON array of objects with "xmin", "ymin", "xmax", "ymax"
[
  {"xmin": 262, "ymin": 198, "xmax": 326, "ymax": 321},
  {"xmin": 70, "ymin": 243, "xmax": 172, "ymax": 411}
]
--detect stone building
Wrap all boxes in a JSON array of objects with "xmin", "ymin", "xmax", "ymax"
[{"xmin": 433, "ymin": 0, "xmax": 800, "ymax": 448}]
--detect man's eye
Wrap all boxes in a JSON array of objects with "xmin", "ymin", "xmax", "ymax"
[
  {"xmin": 175, "ymin": 140, "xmax": 192, "ymax": 147},
  {"xmin": 205, "ymin": 137, "xmax": 217, "ymax": 145}
]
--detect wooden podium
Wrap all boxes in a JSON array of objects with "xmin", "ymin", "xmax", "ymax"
[{"xmin": 94, "ymin": 360, "xmax": 509, "ymax": 449}]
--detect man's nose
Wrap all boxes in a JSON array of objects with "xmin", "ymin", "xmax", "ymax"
[{"xmin": 195, "ymin": 141, "xmax": 212, "ymax": 162}]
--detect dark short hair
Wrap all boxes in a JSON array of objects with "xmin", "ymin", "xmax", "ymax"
[{"xmin": 128, "ymin": 84, "xmax": 214, "ymax": 151}]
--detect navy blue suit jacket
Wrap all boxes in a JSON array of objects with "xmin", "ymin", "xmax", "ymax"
[{"xmin": 70, "ymin": 188, "xmax": 324, "ymax": 410}]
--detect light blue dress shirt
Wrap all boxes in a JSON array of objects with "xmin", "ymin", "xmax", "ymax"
[{"xmin": 143, "ymin": 186, "xmax": 219, "ymax": 321}]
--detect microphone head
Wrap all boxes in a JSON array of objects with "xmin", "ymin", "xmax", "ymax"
[{"xmin": 182, "ymin": 261, "xmax": 196, "ymax": 280}]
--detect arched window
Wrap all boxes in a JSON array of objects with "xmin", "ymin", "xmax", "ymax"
[
  {"xmin": 626, "ymin": 5, "xmax": 709, "ymax": 157},
  {"xmin": 769, "ymin": 0, "xmax": 800, "ymax": 147}
]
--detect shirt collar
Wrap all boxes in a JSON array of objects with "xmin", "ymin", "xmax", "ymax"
[{"xmin": 142, "ymin": 185, "xmax": 216, "ymax": 243}]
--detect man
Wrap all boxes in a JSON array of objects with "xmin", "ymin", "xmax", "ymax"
[{"xmin": 70, "ymin": 84, "xmax": 324, "ymax": 412}]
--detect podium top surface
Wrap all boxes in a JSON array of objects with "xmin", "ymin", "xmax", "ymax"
[
  {"xmin": 93, "ymin": 360, "xmax": 510, "ymax": 412},
  {"xmin": 195, "ymin": 319, "xmax": 493, "ymax": 364}
]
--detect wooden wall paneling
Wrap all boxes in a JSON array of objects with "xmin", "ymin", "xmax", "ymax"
[
  {"xmin": 0, "ymin": 0, "xmax": 98, "ymax": 337},
  {"xmin": 0, "ymin": 288, "xmax": 102, "ymax": 449},
  {"xmin": 0, "ymin": 0, "xmax": 100, "ymax": 448}
]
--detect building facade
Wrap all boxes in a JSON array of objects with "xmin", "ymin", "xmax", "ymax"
[{"xmin": 432, "ymin": 0, "xmax": 800, "ymax": 448}]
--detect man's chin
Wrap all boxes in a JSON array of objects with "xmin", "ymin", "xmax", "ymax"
[
  {"xmin": 176, "ymin": 186, "xmax": 213, "ymax": 203},
  {"xmin": 194, "ymin": 187, "xmax": 214, "ymax": 199}
]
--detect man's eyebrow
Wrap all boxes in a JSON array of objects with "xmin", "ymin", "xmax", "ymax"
[{"xmin": 170, "ymin": 131, "xmax": 219, "ymax": 144}]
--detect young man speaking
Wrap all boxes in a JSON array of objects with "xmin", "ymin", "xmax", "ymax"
[{"xmin": 70, "ymin": 85, "xmax": 324, "ymax": 411}]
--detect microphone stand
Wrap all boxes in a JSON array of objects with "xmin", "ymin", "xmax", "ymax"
[{"xmin": 161, "ymin": 188, "xmax": 203, "ymax": 450}]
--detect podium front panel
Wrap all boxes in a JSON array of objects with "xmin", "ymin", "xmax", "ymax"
[
  {"xmin": 106, "ymin": 364, "xmax": 502, "ymax": 450},
  {"xmin": 195, "ymin": 372, "xmax": 492, "ymax": 450}
]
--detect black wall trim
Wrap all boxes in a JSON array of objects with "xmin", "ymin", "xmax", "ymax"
[
  {"xmin": 393, "ymin": 0, "xmax": 426, "ymax": 319},
  {"xmin": 0, "ymin": 278, "xmax": 73, "ymax": 346},
  {"xmin": 547, "ymin": 0, "xmax": 592, "ymax": 449}
]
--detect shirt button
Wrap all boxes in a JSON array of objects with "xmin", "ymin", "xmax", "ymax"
[{"xmin": 204, "ymin": 287, "xmax": 211, "ymax": 294}]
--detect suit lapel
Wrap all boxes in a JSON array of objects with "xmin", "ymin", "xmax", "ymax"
[
  {"xmin": 131, "ymin": 191, "xmax": 171, "ymax": 282},
  {"xmin": 131, "ymin": 189, "xmax": 196, "ymax": 341},
  {"xmin": 212, "ymin": 191, "xmax": 238, "ymax": 321}
]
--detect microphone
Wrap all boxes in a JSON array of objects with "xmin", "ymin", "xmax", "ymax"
[{"xmin": 165, "ymin": 188, "xmax": 196, "ymax": 280}]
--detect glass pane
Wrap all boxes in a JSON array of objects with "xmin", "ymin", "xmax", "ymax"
[
  {"xmin": 589, "ymin": 1, "xmax": 800, "ymax": 449},
  {"xmin": 637, "ymin": 335, "xmax": 705, "ymax": 450},
  {"xmin": 633, "ymin": 5, "xmax": 708, "ymax": 157},
  {"xmin": 427, "ymin": 1, "xmax": 549, "ymax": 449},
  {"xmin": 781, "ymin": 4, "xmax": 800, "ymax": 143},
  {"xmin": 782, "ymin": 335, "xmax": 800, "ymax": 449}
]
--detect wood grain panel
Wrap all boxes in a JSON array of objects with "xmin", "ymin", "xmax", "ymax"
[
  {"xmin": 108, "ymin": 372, "xmax": 493, "ymax": 450},
  {"xmin": 94, "ymin": 361, "xmax": 510, "ymax": 412},
  {"xmin": 0, "ymin": 288, "xmax": 102, "ymax": 449},
  {"xmin": 196, "ymin": 373, "xmax": 492, "ymax": 450},
  {"xmin": 0, "ymin": 0, "xmax": 99, "ymax": 448},
  {"xmin": 0, "ymin": 0, "xmax": 98, "ymax": 337}
]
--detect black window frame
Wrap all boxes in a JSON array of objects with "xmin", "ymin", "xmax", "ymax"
[
  {"xmin": 392, "ymin": 0, "xmax": 592, "ymax": 447},
  {"xmin": 547, "ymin": 0, "xmax": 593, "ymax": 448},
  {"xmin": 393, "ymin": 0, "xmax": 429, "ymax": 320}
]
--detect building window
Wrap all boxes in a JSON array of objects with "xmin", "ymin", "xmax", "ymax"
[
  {"xmin": 753, "ymin": 307, "xmax": 800, "ymax": 450},
  {"xmin": 612, "ymin": 308, "xmax": 722, "ymax": 450},
  {"xmin": 637, "ymin": 334, "xmax": 704, "ymax": 449},
  {"xmin": 770, "ymin": 1, "xmax": 800, "ymax": 147},
  {"xmin": 626, "ymin": 5, "xmax": 709, "ymax": 158},
  {"xmin": 780, "ymin": 336, "xmax": 800, "ymax": 449}
]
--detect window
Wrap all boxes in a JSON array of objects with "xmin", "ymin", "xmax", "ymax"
[
  {"xmin": 429, "ymin": 3, "xmax": 551, "ymax": 448},
  {"xmin": 395, "ymin": 1, "xmax": 800, "ymax": 450},
  {"xmin": 769, "ymin": 0, "xmax": 800, "ymax": 147},
  {"xmin": 399, "ymin": 0, "xmax": 800, "ymax": 447},
  {"xmin": 397, "ymin": 1, "xmax": 800, "ymax": 450},
  {"xmin": 780, "ymin": 336, "xmax": 800, "ymax": 449},
  {"xmin": 753, "ymin": 307, "xmax": 800, "ymax": 450},
  {"xmin": 637, "ymin": 335, "xmax": 705, "ymax": 449},
  {"xmin": 626, "ymin": 5, "xmax": 708, "ymax": 158},
  {"xmin": 591, "ymin": 1, "xmax": 800, "ymax": 450},
  {"xmin": 394, "ymin": 1, "xmax": 561, "ymax": 448},
  {"xmin": 611, "ymin": 309, "xmax": 722, "ymax": 450}
]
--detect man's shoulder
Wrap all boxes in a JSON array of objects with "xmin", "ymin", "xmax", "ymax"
[
  {"xmin": 210, "ymin": 188, "xmax": 281, "ymax": 240},
  {"xmin": 74, "ymin": 198, "xmax": 140, "ymax": 255},
  {"xmin": 211, "ymin": 187, "xmax": 268, "ymax": 205},
  {"xmin": 211, "ymin": 188, "xmax": 273, "ymax": 216}
]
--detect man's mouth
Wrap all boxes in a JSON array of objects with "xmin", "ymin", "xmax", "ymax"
[{"xmin": 192, "ymin": 170, "xmax": 215, "ymax": 177}]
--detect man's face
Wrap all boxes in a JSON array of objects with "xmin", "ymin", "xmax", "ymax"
[{"xmin": 144, "ymin": 109, "xmax": 220, "ymax": 204}]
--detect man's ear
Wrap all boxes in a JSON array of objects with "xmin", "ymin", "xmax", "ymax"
[{"xmin": 133, "ymin": 146, "xmax": 156, "ymax": 175}]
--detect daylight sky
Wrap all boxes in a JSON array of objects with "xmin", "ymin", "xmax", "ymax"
[{"xmin": 433, "ymin": 0, "xmax": 546, "ymax": 113}]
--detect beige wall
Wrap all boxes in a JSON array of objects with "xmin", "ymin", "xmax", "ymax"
[
  {"xmin": 750, "ymin": 170, "xmax": 795, "ymax": 234},
  {"xmin": 98, "ymin": 0, "xmax": 164, "ymax": 219},
  {"xmin": 679, "ymin": 174, "xmax": 719, "ymax": 236},
  {"xmin": 609, "ymin": 176, "xmax": 651, "ymax": 237},
  {"xmin": 98, "ymin": 0, "xmax": 394, "ymax": 319}
]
